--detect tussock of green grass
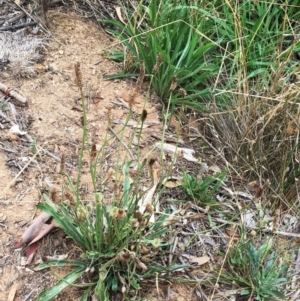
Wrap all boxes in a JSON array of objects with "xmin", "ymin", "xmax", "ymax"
[
  {"xmin": 100, "ymin": 0, "xmax": 222, "ymax": 111},
  {"xmin": 225, "ymin": 235, "xmax": 290, "ymax": 301},
  {"xmin": 181, "ymin": 171, "xmax": 226, "ymax": 205},
  {"xmin": 35, "ymin": 63, "xmax": 196, "ymax": 300},
  {"xmin": 207, "ymin": 1, "xmax": 300, "ymax": 204}
]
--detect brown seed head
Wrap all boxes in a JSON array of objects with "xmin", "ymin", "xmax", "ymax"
[
  {"xmin": 148, "ymin": 158, "xmax": 156, "ymax": 168},
  {"xmin": 64, "ymin": 190, "xmax": 75, "ymax": 203},
  {"xmin": 141, "ymin": 157, "xmax": 147, "ymax": 168},
  {"xmin": 128, "ymin": 92, "xmax": 136, "ymax": 109},
  {"xmin": 59, "ymin": 153, "xmax": 65, "ymax": 175},
  {"xmin": 117, "ymin": 208, "xmax": 125, "ymax": 219},
  {"xmin": 90, "ymin": 143, "xmax": 97, "ymax": 163},
  {"xmin": 179, "ymin": 88, "xmax": 187, "ymax": 98},
  {"xmin": 106, "ymin": 106, "xmax": 112, "ymax": 127},
  {"xmin": 74, "ymin": 62, "xmax": 83, "ymax": 91},
  {"xmin": 136, "ymin": 61, "xmax": 145, "ymax": 90},
  {"xmin": 113, "ymin": 182, "xmax": 119, "ymax": 195},
  {"xmin": 141, "ymin": 109, "xmax": 147, "ymax": 122},
  {"xmin": 134, "ymin": 211, "xmax": 143, "ymax": 223},
  {"xmin": 145, "ymin": 203, "xmax": 153, "ymax": 214},
  {"xmin": 170, "ymin": 76, "xmax": 178, "ymax": 91},
  {"xmin": 51, "ymin": 187, "xmax": 60, "ymax": 204},
  {"xmin": 152, "ymin": 53, "xmax": 162, "ymax": 75}
]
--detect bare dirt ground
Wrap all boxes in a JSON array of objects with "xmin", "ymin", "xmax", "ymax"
[{"xmin": 0, "ymin": 8, "xmax": 175, "ymax": 300}]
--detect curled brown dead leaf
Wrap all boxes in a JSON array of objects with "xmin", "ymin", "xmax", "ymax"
[
  {"xmin": 9, "ymin": 133, "xmax": 21, "ymax": 141},
  {"xmin": 15, "ymin": 212, "xmax": 52, "ymax": 247},
  {"xmin": 15, "ymin": 212, "xmax": 55, "ymax": 264}
]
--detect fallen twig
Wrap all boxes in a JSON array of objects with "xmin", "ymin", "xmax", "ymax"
[
  {"xmin": 0, "ymin": 148, "xmax": 41, "ymax": 199},
  {"xmin": 0, "ymin": 145, "xmax": 18, "ymax": 154},
  {"xmin": 40, "ymin": 146, "xmax": 74, "ymax": 168},
  {"xmin": 11, "ymin": 1, "xmax": 64, "ymax": 46},
  {"xmin": 111, "ymin": 100, "xmax": 138, "ymax": 114},
  {"xmin": 5, "ymin": 12, "xmax": 26, "ymax": 24},
  {"xmin": 0, "ymin": 110, "xmax": 75, "ymax": 168},
  {"xmin": 0, "ymin": 83, "xmax": 27, "ymax": 106},
  {"xmin": 212, "ymin": 217, "xmax": 300, "ymax": 238},
  {"xmin": 60, "ymin": 112, "xmax": 82, "ymax": 127},
  {"xmin": 109, "ymin": 126, "xmax": 135, "ymax": 159},
  {"xmin": 0, "ymin": 21, "xmax": 37, "ymax": 31}
]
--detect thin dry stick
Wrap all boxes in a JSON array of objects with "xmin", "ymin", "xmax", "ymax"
[
  {"xmin": 109, "ymin": 126, "xmax": 135, "ymax": 159},
  {"xmin": 0, "ymin": 110, "xmax": 74, "ymax": 168},
  {"xmin": 210, "ymin": 224, "xmax": 237, "ymax": 301},
  {"xmin": 112, "ymin": 99, "xmax": 138, "ymax": 114},
  {"xmin": 0, "ymin": 145, "xmax": 18, "ymax": 154},
  {"xmin": 212, "ymin": 217, "xmax": 300, "ymax": 239},
  {"xmin": 39, "ymin": 146, "xmax": 74, "ymax": 168},
  {"xmin": 0, "ymin": 148, "xmax": 41, "ymax": 199},
  {"xmin": 11, "ymin": 1, "xmax": 65, "ymax": 47},
  {"xmin": 0, "ymin": 22, "xmax": 37, "ymax": 31},
  {"xmin": 192, "ymin": 130, "xmax": 240, "ymax": 175}
]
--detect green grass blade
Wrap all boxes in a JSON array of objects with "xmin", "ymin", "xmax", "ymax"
[
  {"xmin": 150, "ymin": 209, "xmax": 170, "ymax": 231},
  {"xmin": 80, "ymin": 286, "xmax": 92, "ymax": 301},
  {"xmin": 36, "ymin": 266, "xmax": 86, "ymax": 301},
  {"xmin": 37, "ymin": 260, "xmax": 87, "ymax": 271}
]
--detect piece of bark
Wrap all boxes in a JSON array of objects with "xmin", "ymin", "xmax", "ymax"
[{"xmin": 0, "ymin": 83, "xmax": 27, "ymax": 106}]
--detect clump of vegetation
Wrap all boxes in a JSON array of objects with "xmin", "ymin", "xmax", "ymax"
[
  {"xmin": 36, "ymin": 168, "xmax": 172, "ymax": 300},
  {"xmin": 225, "ymin": 235, "xmax": 289, "ymax": 301},
  {"xmin": 203, "ymin": 0, "xmax": 300, "ymax": 202},
  {"xmin": 181, "ymin": 171, "xmax": 226, "ymax": 205},
  {"xmin": 34, "ymin": 63, "xmax": 173, "ymax": 300},
  {"xmin": 100, "ymin": 0, "xmax": 221, "ymax": 111},
  {"xmin": 34, "ymin": 63, "xmax": 221, "ymax": 301}
]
